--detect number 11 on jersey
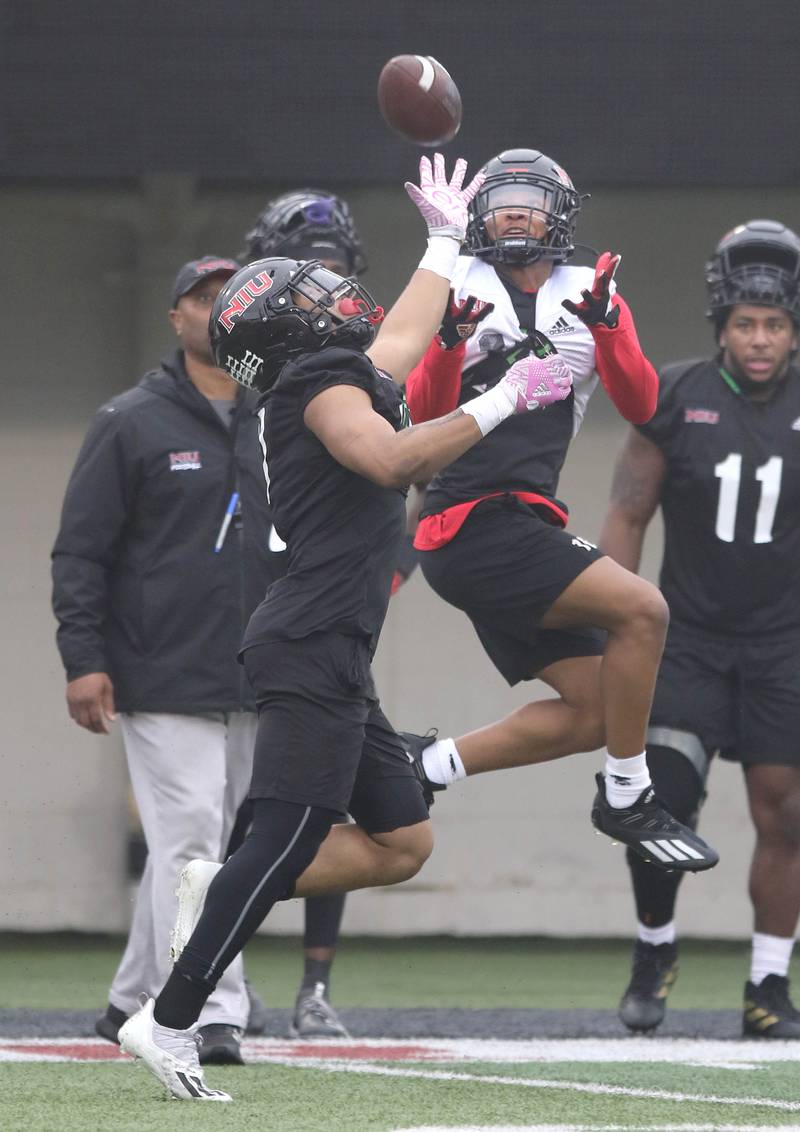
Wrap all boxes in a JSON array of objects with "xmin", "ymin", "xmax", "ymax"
[{"xmin": 714, "ymin": 452, "xmax": 783, "ymax": 544}]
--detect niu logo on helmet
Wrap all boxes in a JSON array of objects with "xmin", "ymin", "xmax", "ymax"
[{"xmin": 219, "ymin": 272, "xmax": 273, "ymax": 331}]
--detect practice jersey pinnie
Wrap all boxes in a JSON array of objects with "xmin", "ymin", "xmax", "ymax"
[
  {"xmin": 422, "ymin": 257, "xmax": 609, "ymax": 515},
  {"xmin": 241, "ymin": 346, "xmax": 409, "ymax": 655},
  {"xmin": 639, "ymin": 359, "xmax": 800, "ymax": 636}
]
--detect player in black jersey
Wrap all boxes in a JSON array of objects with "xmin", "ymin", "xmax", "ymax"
[
  {"xmin": 404, "ymin": 148, "xmax": 719, "ymax": 876},
  {"xmin": 229, "ymin": 188, "xmax": 375, "ymax": 1041},
  {"xmin": 117, "ymin": 154, "xmax": 578, "ymax": 1102},
  {"xmin": 601, "ymin": 219, "xmax": 800, "ymax": 1038}
]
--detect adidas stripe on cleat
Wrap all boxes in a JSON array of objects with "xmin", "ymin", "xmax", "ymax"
[
  {"xmin": 618, "ymin": 940, "xmax": 679, "ymax": 1033},
  {"xmin": 119, "ymin": 997, "xmax": 232, "ymax": 1102},
  {"xmin": 170, "ymin": 859, "xmax": 222, "ymax": 963},
  {"xmin": 743, "ymin": 975, "xmax": 800, "ymax": 1038},
  {"xmin": 591, "ymin": 773, "xmax": 719, "ymax": 872}
]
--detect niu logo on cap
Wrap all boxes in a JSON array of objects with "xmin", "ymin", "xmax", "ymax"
[{"xmin": 219, "ymin": 272, "xmax": 273, "ymax": 331}]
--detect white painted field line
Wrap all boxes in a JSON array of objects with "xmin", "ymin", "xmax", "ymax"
[
  {"xmin": 264, "ymin": 1057, "xmax": 800, "ymax": 1113},
  {"xmin": 393, "ymin": 1125, "xmax": 800, "ymax": 1131}
]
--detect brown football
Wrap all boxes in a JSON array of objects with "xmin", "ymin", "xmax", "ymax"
[{"xmin": 377, "ymin": 55, "xmax": 462, "ymax": 147}]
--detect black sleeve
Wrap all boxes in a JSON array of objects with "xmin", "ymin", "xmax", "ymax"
[
  {"xmin": 635, "ymin": 359, "xmax": 699, "ymax": 454},
  {"xmin": 51, "ymin": 406, "xmax": 139, "ymax": 681},
  {"xmin": 281, "ymin": 348, "xmax": 379, "ymax": 417}
]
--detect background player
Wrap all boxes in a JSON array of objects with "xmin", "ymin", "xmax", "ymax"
[
  {"xmin": 600, "ymin": 219, "xmax": 800, "ymax": 1038},
  {"xmin": 404, "ymin": 148, "xmax": 718, "ymax": 873}
]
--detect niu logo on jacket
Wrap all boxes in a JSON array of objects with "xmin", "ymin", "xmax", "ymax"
[
  {"xmin": 218, "ymin": 272, "xmax": 273, "ymax": 331},
  {"xmin": 170, "ymin": 451, "xmax": 202, "ymax": 471}
]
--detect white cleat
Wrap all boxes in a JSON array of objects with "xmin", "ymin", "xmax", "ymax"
[
  {"xmin": 119, "ymin": 997, "xmax": 231, "ymax": 1102},
  {"xmin": 169, "ymin": 859, "xmax": 222, "ymax": 963}
]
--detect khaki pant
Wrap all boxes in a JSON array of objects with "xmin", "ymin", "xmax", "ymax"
[{"xmin": 109, "ymin": 711, "xmax": 256, "ymax": 1027}]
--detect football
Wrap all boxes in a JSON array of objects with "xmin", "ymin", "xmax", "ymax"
[{"xmin": 377, "ymin": 55, "xmax": 462, "ymax": 147}]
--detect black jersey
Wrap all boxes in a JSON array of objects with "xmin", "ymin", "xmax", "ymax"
[
  {"xmin": 241, "ymin": 346, "xmax": 408, "ymax": 655},
  {"xmin": 638, "ymin": 358, "xmax": 800, "ymax": 637}
]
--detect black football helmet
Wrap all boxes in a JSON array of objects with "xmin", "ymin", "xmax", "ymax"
[
  {"xmin": 241, "ymin": 189, "xmax": 367, "ymax": 276},
  {"xmin": 705, "ymin": 219, "xmax": 800, "ymax": 329},
  {"xmin": 466, "ymin": 148, "xmax": 582, "ymax": 266},
  {"xmin": 210, "ymin": 257, "xmax": 383, "ymax": 393}
]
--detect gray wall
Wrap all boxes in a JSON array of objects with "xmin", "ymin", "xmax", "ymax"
[
  {"xmin": 2, "ymin": 178, "xmax": 798, "ymax": 935},
  {"xmin": 4, "ymin": 1, "xmax": 799, "ymax": 187}
]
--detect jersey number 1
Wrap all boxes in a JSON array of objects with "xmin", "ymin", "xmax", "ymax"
[{"xmin": 713, "ymin": 452, "xmax": 782, "ymax": 544}]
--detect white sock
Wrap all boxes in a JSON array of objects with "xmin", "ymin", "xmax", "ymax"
[
  {"xmin": 604, "ymin": 751, "xmax": 651, "ymax": 808},
  {"xmin": 638, "ymin": 920, "xmax": 676, "ymax": 947},
  {"xmin": 750, "ymin": 932, "xmax": 794, "ymax": 985},
  {"xmin": 422, "ymin": 737, "xmax": 466, "ymax": 785}
]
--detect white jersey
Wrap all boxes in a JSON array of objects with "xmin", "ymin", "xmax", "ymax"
[{"xmin": 451, "ymin": 256, "xmax": 612, "ymax": 436}]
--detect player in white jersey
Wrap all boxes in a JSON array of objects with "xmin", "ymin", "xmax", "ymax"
[{"xmin": 403, "ymin": 148, "xmax": 719, "ymax": 873}]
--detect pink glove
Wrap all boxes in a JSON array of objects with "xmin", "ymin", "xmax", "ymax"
[
  {"xmin": 404, "ymin": 153, "xmax": 485, "ymax": 241},
  {"xmin": 499, "ymin": 350, "xmax": 573, "ymax": 413}
]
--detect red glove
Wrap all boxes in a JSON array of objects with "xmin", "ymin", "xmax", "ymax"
[{"xmin": 562, "ymin": 252, "xmax": 621, "ymax": 329}]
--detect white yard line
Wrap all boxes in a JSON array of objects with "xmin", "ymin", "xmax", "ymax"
[
  {"xmin": 263, "ymin": 1057, "xmax": 800, "ymax": 1113},
  {"xmin": 393, "ymin": 1126, "xmax": 800, "ymax": 1131}
]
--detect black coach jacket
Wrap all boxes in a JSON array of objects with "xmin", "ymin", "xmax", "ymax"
[{"xmin": 51, "ymin": 350, "xmax": 281, "ymax": 714}]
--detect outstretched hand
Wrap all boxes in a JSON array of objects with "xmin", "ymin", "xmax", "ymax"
[
  {"xmin": 562, "ymin": 251, "xmax": 622, "ymax": 328},
  {"xmin": 405, "ymin": 153, "xmax": 485, "ymax": 242},
  {"xmin": 437, "ymin": 291, "xmax": 495, "ymax": 349}
]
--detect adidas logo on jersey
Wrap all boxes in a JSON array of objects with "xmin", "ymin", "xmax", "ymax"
[{"xmin": 546, "ymin": 315, "xmax": 575, "ymax": 335}]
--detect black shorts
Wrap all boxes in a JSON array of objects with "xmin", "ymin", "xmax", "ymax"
[
  {"xmin": 242, "ymin": 632, "xmax": 429, "ymax": 832},
  {"xmin": 651, "ymin": 622, "xmax": 800, "ymax": 766},
  {"xmin": 419, "ymin": 496, "xmax": 605, "ymax": 685}
]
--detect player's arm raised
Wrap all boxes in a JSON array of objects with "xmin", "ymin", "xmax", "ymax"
[
  {"xmin": 599, "ymin": 427, "xmax": 666, "ymax": 573},
  {"xmin": 367, "ymin": 154, "xmax": 483, "ymax": 384}
]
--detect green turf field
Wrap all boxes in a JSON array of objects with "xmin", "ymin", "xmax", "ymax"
[
  {"xmin": 2, "ymin": 932, "xmax": 793, "ymax": 1010},
  {"xmin": 4, "ymin": 935, "xmax": 800, "ymax": 1131}
]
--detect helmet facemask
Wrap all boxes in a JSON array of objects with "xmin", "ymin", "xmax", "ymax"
[
  {"xmin": 287, "ymin": 262, "xmax": 383, "ymax": 351},
  {"xmin": 706, "ymin": 221, "xmax": 800, "ymax": 333},
  {"xmin": 211, "ymin": 257, "xmax": 384, "ymax": 394},
  {"xmin": 467, "ymin": 171, "xmax": 581, "ymax": 265}
]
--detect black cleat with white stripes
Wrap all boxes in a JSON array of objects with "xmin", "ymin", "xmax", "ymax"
[{"xmin": 591, "ymin": 773, "xmax": 719, "ymax": 872}]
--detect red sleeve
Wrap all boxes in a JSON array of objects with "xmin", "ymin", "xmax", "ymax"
[
  {"xmin": 590, "ymin": 293, "xmax": 658, "ymax": 424},
  {"xmin": 405, "ymin": 338, "xmax": 465, "ymax": 424}
]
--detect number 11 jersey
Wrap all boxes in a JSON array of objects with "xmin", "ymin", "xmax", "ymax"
[{"xmin": 638, "ymin": 358, "xmax": 800, "ymax": 637}]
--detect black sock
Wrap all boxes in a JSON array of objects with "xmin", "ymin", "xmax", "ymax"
[
  {"xmin": 155, "ymin": 969, "xmax": 211, "ymax": 1031},
  {"xmin": 301, "ymin": 956, "xmax": 334, "ymax": 995},
  {"xmin": 629, "ymin": 744, "xmax": 705, "ymax": 926},
  {"xmin": 304, "ymin": 891, "xmax": 346, "ymax": 951}
]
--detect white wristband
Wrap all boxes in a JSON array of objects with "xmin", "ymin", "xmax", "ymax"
[
  {"xmin": 461, "ymin": 384, "xmax": 515, "ymax": 437},
  {"xmin": 417, "ymin": 235, "xmax": 461, "ymax": 281}
]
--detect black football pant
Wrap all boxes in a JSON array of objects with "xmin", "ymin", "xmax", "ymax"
[
  {"xmin": 627, "ymin": 745, "xmax": 706, "ymax": 928},
  {"xmin": 156, "ymin": 799, "xmax": 338, "ymax": 1029},
  {"xmin": 227, "ymin": 797, "xmax": 346, "ymax": 951}
]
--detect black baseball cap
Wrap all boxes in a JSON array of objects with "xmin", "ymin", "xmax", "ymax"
[{"xmin": 170, "ymin": 256, "xmax": 240, "ymax": 307}]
